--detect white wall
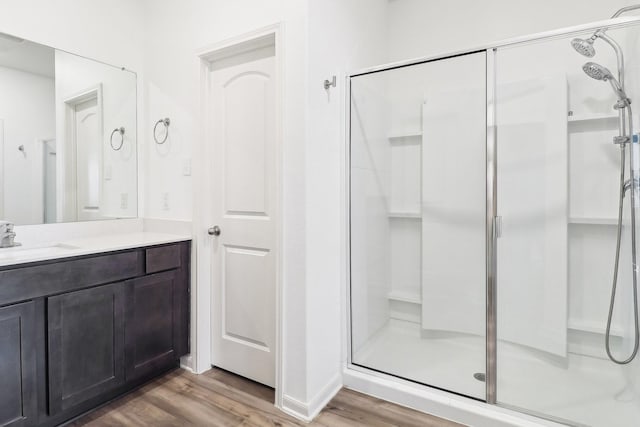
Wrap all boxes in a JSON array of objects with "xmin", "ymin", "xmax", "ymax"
[
  {"xmin": 0, "ymin": 65, "xmax": 54, "ymax": 225},
  {"xmin": 141, "ymin": 0, "xmax": 390, "ymax": 417},
  {"xmin": 0, "ymin": 0, "xmax": 144, "ymax": 73},
  {"xmin": 305, "ymin": 0, "xmax": 389, "ymax": 407},
  {"xmin": 386, "ymin": 0, "xmax": 640, "ymax": 62},
  {"xmin": 140, "ymin": 0, "xmax": 311, "ymax": 409}
]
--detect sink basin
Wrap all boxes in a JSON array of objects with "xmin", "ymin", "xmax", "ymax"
[{"xmin": 0, "ymin": 243, "xmax": 80, "ymax": 261}]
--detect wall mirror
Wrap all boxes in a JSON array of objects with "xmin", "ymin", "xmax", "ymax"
[{"xmin": 0, "ymin": 32, "xmax": 137, "ymax": 225}]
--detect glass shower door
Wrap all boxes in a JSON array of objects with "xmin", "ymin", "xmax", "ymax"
[
  {"xmin": 349, "ymin": 51, "xmax": 488, "ymax": 399},
  {"xmin": 494, "ymin": 23, "xmax": 640, "ymax": 426}
]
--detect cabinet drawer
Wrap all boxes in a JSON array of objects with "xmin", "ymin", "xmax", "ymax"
[
  {"xmin": 146, "ymin": 245, "xmax": 181, "ymax": 274},
  {"xmin": 0, "ymin": 251, "xmax": 143, "ymax": 306}
]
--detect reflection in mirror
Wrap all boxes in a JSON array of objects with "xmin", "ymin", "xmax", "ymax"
[{"xmin": 0, "ymin": 33, "xmax": 137, "ymax": 226}]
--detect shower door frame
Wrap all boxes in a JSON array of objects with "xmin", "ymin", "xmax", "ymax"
[{"xmin": 344, "ymin": 14, "xmax": 640, "ymax": 424}]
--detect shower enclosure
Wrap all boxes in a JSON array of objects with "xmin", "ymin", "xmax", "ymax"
[{"xmin": 347, "ymin": 16, "xmax": 640, "ymax": 427}]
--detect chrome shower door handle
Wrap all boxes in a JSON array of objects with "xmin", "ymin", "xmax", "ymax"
[
  {"xmin": 208, "ymin": 226, "xmax": 221, "ymax": 236},
  {"xmin": 494, "ymin": 216, "xmax": 502, "ymax": 239}
]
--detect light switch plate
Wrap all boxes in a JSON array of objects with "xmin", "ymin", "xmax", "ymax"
[
  {"xmin": 182, "ymin": 158, "xmax": 192, "ymax": 176},
  {"xmin": 120, "ymin": 193, "xmax": 128, "ymax": 209},
  {"xmin": 162, "ymin": 192, "xmax": 170, "ymax": 211}
]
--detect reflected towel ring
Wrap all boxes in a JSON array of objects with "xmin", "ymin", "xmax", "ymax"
[
  {"xmin": 110, "ymin": 127, "xmax": 125, "ymax": 151},
  {"xmin": 154, "ymin": 117, "xmax": 171, "ymax": 144}
]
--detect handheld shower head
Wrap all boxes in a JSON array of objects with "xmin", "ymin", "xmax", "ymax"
[
  {"xmin": 572, "ymin": 37, "xmax": 596, "ymax": 57},
  {"xmin": 583, "ymin": 62, "xmax": 614, "ymax": 80},
  {"xmin": 582, "ymin": 62, "xmax": 630, "ymax": 102}
]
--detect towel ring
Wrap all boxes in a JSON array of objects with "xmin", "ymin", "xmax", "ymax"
[
  {"xmin": 110, "ymin": 127, "xmax": 125, "ymax": 151},
  {"xmin": 154, "ymin": 117, "xmax": 171, "ymax": 144}
]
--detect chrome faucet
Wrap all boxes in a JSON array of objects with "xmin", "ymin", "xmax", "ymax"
[{"xmin": 0, "ymin": 221, "xmax": 20, "ymax": 248}]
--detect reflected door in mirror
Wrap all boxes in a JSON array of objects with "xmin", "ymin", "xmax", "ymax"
[{"xmin": 71, "ymin": 95, "xmax": 102, "ymax": 221}]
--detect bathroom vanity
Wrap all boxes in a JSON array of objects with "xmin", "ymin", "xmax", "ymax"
[
  {"xmin": 0, "ymin": 24, "xmax": 193, "ymax": 427},
  {"xmin": 0, "ymin": 235, "xmax": 190, "ymax": 427}
]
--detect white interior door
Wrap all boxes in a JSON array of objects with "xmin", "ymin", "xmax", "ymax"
[
  {"xmin": 74, "ymin": 97, "xmax": 101, "ymax": 221},
  {"xmin": 209, "ymin": 43, "xmax": 277, "ymax": 387}
]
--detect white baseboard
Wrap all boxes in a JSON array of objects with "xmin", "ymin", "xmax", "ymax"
[
  {"xmin": 281, "ymin": 395, "xmax": 310, "ymax": 421},
  {"xmin": 180, "ymin": 355, "xmax": 194, "ymax": 372},
  {"xmin": 281, "ymin": 373, "xmax": 342, "ymax": 422},
  {"xmin": 308, "ymin": 373, "xmax": 342, "ymax": 419}
]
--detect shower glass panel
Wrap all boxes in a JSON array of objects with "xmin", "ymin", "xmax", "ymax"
[
  {"xmin": 495, "ymin": 23, "xmax": 640, "ymax": 426},
  {"xmin": 349, "ymin": 52, "xmax": 487, "ymax": 399}
]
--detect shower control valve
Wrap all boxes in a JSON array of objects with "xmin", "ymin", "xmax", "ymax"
[{"xmin": 613, "ymin": 136, "xmax": 630, "ymax": 145}]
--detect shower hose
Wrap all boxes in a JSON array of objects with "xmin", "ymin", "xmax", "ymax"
[{"xmin": 606, "ymin": 105, "xmax": 640, "ymax": 364}]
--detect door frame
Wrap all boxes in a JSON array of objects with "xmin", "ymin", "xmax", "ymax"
[
  {"xmin": 194, "ymin": 23, "xmax": 284, "ymax": 407},
  {"xmin": 62, "ymin": 84, "xmax": 104, "ymax": 222}
]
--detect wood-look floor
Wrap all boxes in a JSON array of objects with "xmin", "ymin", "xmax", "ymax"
[{"xmin": 68, "ymin": 368, "xmax": 465, "ymax": 427}]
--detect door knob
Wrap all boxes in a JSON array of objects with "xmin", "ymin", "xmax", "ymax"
[{"xmin": 208, "ymin": 226, "xmax": 221, "ymax": 236}]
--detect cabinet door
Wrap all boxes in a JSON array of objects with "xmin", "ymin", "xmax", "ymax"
[
  {"xmin": 125, "ymin": 271, "xmax": 178, "ymax": 380},
  {"xmin": 47, "ymin": 283, "xmax": 125, "ymax": 414},
  {"xmin": 0, "ymin": 302, "xmax": 36, "ymax": 427}
]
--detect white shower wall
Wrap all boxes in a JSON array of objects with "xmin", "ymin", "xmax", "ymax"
[
  {"xmin": 370, "ymin": 6, "xmax": 640, "ymax": 364},
  {"xmin": 349, "ymin": 17, "xmax": 640, "ymax": 425},
  {"xmin": 350, "ymin": 78, "xmax": 392, "ymax": 354}
]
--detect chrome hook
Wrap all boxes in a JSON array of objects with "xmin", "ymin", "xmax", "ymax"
[{"xmin": 324, "ymin": 75, "xmax": 336, "ymax": 90}]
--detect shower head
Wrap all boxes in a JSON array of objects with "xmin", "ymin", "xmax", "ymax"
[
  {"xmin": 583, "ymin": 62, "xmax": 613, "ymax": 81},
  {"xmin": 571, "ymin": 37, "xmax": 596, "ymax": 57},
  {"xmin": 582, "ymin": 62, "xmax": 630, "ymax": 102}
]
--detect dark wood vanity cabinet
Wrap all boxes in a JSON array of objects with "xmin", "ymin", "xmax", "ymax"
[
  {"xmin": 0, "ymin": 302, "xmax": 37, "ymax": 427},
  {"xmin": 125, "ymin": 271, "xmax": 178, "ymax": 380},
  {"xmin": 47, "ymin": 283, "xmax": 126, "ymax": 415},
  {"xmin": 0, "ymin": 240, "xmax": 190, "ymax": 427}
]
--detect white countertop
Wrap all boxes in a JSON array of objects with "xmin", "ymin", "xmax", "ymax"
[{"xmin": 0, "ymin": 232, "xmax": 191, "ymax": 267}]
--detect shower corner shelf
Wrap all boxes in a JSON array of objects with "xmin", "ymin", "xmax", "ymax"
[
  {"xmin": 568, "ymin": 319, "xmax": 623, "ymax": 337},
  {"xmin": 387, "ymin": 130, "xmax": 422, "ymax": 140},
  {"xmin": 567, "ymin": 113, "xmax": 618, "ymax": 123},
  {"xmin": 387, "ymin": 291, "xmax": 421, "ymax": 305},
  {"xmin": 568, "ymin": 216, "xmax": 618, "ymax": 225},
  {"xmin": 388, "ymin": 211, "xmax": 421, "ymax": 219}
]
